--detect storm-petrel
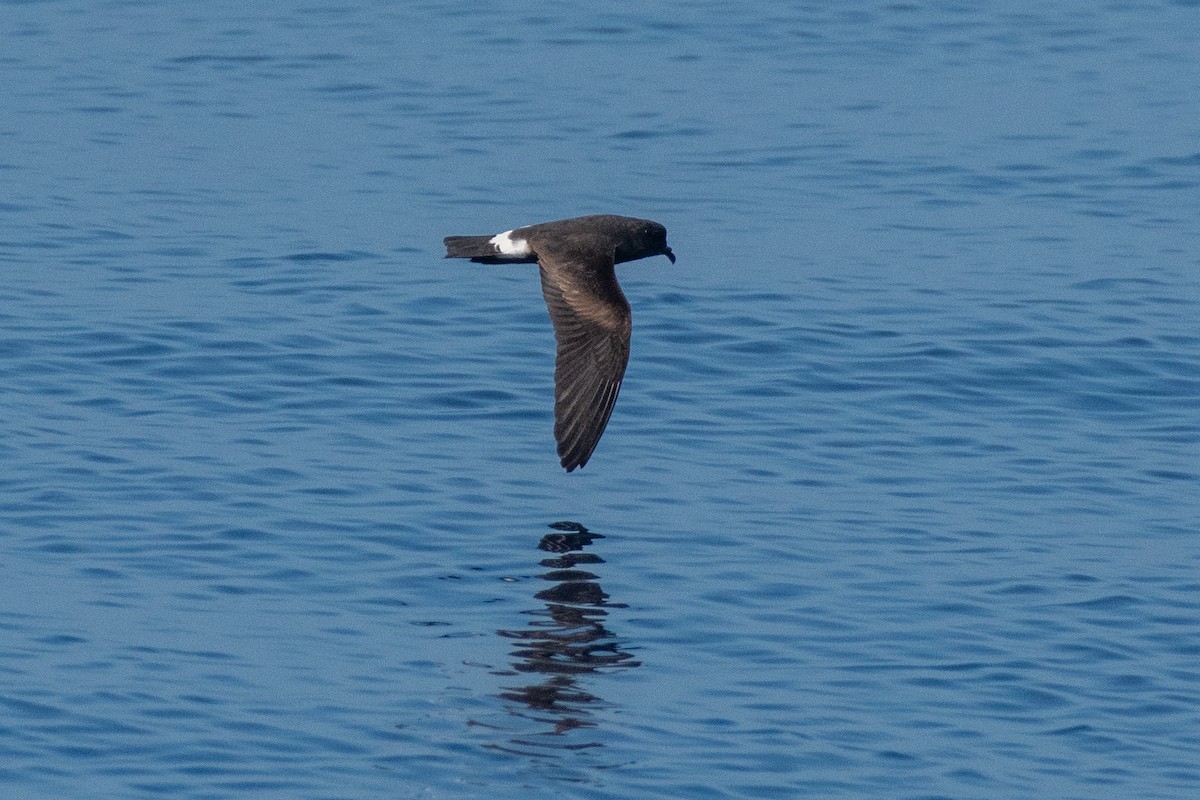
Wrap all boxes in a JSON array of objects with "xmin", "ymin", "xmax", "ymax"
[{"xmin": 444, "ymin": 214, "xmax": 675, "ymax": 472}]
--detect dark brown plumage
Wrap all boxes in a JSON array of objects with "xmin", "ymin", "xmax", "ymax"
[{"xmin": 443, "ymin": 214, "xmax": 674, "ymax": 471}]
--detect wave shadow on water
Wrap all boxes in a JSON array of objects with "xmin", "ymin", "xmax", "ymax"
[{"xmin": 480, "ymin": 521, "xmax": 640, "ymax": 758}]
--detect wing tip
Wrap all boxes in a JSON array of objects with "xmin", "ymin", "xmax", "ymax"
[
  {"xmin": 558, "ymin": 444, "xmax": 590, "ymax": 472},
  {"xmin": 554, "ymin": 379, "xmax": 622, "ymax": 473}
]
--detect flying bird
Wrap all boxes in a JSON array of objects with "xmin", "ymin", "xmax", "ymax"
[{"xmin": 444, "ymin": 214, "xmax": 675, "ymax": 471}]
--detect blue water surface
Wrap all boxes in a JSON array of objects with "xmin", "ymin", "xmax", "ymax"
[{"xmin": 2, "ymin": 2, "xmax": 1199, "ymax": 799}]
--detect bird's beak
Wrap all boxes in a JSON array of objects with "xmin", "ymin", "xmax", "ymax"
[{"xmin": 664, "ymin": 247, "xmax": 675, "ymax": 264}]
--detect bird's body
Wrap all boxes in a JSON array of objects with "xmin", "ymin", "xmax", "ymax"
[{"xmin": 444, "ymin": 214, "xmax": 674, "ymax": 471}]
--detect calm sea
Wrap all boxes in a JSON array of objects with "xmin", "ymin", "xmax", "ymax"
[{"xmin": 2, "ymin": 2, "xmax": 1198, "ymax": 798}]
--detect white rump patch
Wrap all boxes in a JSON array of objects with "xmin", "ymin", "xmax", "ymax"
[{"xmin": 489, "ymin": 229, "xmax": 532, "ymax": 257}]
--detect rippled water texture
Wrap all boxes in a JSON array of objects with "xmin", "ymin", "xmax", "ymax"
[{"xmin": 3, "ymin": 2, "xmax": 1199, "ymax": 799}]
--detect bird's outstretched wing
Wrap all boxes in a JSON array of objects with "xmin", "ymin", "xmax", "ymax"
[{"xmin": 533, "ymin": 238, "xmax": 632, "ymax": 471}]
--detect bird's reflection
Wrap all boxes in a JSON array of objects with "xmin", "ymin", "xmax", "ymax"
[{"xmin": 486, "ymin": 521, "xmax": 639, "ymax": 755}]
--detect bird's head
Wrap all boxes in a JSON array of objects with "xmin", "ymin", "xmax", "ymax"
[{"xmin": 632, "ymin": 220, "xmax": 674, "ymax": 264}]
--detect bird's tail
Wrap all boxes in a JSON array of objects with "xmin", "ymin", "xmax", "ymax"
[{"xmin": 443, "ymin": 235, "xmax": 497, "ymax": 259}]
